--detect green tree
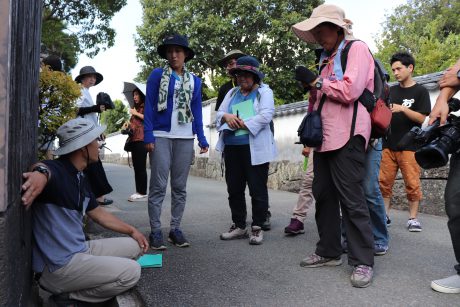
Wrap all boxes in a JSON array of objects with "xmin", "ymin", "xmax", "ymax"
[
  {"xmin": 375, "ymin": 0, "xmax": 460, "ymax": 78},
  {"xmin": 135, "ymin": 0, "xmax": 323, "ymax": 104},
  {"xmin": 42, "ymin": 0, "xmax": 127, "ymax": 71},
  {"xmin": 100, "ymin": 100, "xmax": 129, "ymax": 134},
  {"xmin": 38, "ymin": 65, "xmax": 81, "ymax": 158}
]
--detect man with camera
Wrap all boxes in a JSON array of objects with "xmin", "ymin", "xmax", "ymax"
[
  {"xmin": 379, "ymin": 52, "xmax": 431, "ymax": 232},
  {"xmin": 430, "ymin": 58, "xmax": 460, "ymax": 293}
]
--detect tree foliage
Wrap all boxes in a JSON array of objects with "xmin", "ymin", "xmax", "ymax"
[
  {"xmin": 100, "ymin": 100, "xmax": 129, "ymax": 134},
  {"xmin": 375, "ymin": 0, "xmax": 460, "ymax": 78},
  {"xmin": 38, "ymin": 66, "xmax": 81, "ymax": 157},
  {"xmin": 42, "ymin": 0, "xmax": 127, "ymax": 71},
  {"xmin": 135, "ymin": 0, "xmax": 323, "ymax": 104}
]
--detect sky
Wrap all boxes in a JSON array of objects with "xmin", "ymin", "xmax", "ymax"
[{"xmin": 71, "ymin": 0, "xmax": 407, "ymax": 103}]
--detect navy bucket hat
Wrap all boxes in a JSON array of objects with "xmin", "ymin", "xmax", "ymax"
[
  {"xmin": 229, "ymin": 56, "xmax": 265, "ymax": 81},
  {"xmin": 157, "ymin": 34, "xmax": 195, "ymax": 62}
]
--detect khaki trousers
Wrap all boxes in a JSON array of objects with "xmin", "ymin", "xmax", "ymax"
[
  {"xmin": 39, "ymin": 237, "xmax": 142, "ymax": 303},
  {"xmin": 292, "ymin": 150, "xmax": 315, "ymax": 222}
]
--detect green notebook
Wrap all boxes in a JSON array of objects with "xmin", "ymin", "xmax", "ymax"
[
  {"xmin": 137, "ymin": 254, "xmax": 162, "ymax": 268},
  {"xmin": 231, "ymin": 99, "xmax": 255, "ymax": 136}
]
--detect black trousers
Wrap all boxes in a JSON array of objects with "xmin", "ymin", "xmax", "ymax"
[
  {"xmin": 131, "ymin": 141, "xmax": 148, "ymax": 195},
  {"xmin": 224, "ymin": 145, "xmax": 269, "ymax": 228},
  {"xmin": 445, "ymin": 153, "xmax": 460, "ymax": 274},
  {"xmin": 312, "ymin": 136, "xmax": 374, "ymax": 267},
  {"xmin": 85, "ymin": 158, "xmax": 113, "ymax": 199}
]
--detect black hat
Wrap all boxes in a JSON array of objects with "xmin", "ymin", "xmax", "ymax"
[
  {"xmin": 157, "ymin": 34, "xmax": 195, "ymax": 62},
  {"xmin": 229, "ymin": 56, "xmax": 265, "ymax": 81},
  {"xmin": 43, "ymin": 55, "xmax": 63, "ymax": 72},
  {"xmin": 294, "ymin": 66, "xmax": 316, "ymax": 84},
  {"xmin": 75, "ymin": 66, "xmax": 104, "ymax": 85}
]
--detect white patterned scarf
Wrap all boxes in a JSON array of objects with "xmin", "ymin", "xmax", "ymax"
[{"xmin": 158, "ymin": 64, "xmax": 193, "ymax": 124}]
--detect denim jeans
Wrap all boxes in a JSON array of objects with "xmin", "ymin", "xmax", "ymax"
[
  {"xmin": 445, "ymin": 153, "xmax": 460, "ymax": 273},
  {"xmin": 364, "ymin": 139, "xmax": 389, "ymax": 246}
]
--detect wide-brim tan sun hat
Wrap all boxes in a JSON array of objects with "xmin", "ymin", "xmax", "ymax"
[
  {"xmin": 53, "ymin": 118, "xmax": 106, "ymax": 156},
  {"xmin": 292, "ymin": 4, "xmax": 355, "ymax": 44}
]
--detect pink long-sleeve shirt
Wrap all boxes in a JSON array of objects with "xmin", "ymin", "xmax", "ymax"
[{"xmin": 313, "ymin": 40, "xmax": 374, "ymax": 152}]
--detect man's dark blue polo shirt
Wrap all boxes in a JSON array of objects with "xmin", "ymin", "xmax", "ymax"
[{"xmin": 32, "ymin": 157, "xmax": 98, "ymax": 273}]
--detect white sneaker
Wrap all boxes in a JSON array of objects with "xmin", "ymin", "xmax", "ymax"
[
  {"xmin": 407, "ymin": 218, "xmax": 422, "ymax": 232},
  {"xmin": 220, "ymin": 224, "xmax": 248, "ymax": 240},
  {"xmin": 128, "ymin": 193, "xmax": 147, "ymax": 202},
  {"xmin": 249, "ymin": 226, "xmax": 263, "ymax": 245},
  {"xmin": 431, "ymin": 274, "xmax": 460, "ymax": 293}
]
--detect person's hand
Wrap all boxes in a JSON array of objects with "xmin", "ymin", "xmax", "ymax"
[
  {"xmin": 129, "ymin": 108, "xmax": 138, "ymax": 116},
  {"xmin": 121, "ymin": 122, "xmax": 129, "ymax": 130},
  {"xmin": 130, "ymin": 228, "xmax": 149, "ymax": 254},
  {"xmin": 439, "ymin": 67, "xmax": 460, "ymax": 89},
  {"xmin": 99, "ymin": 105, "xmax": 106, "ymax": 112},
  {"xmin": 199, "ymin": 146, "xmax": 209, "ymax": 154},
  {"xmin": 301, "ymin": 147, "xmax": 311, "ymax": 157},
  {"xmin": 390, "ymin": 103, "xmax": 405, "ymax": 113},
  {"xmin": 223, "ymin": 113, "xmax": 244, "ymax": 129},
  {"xmin": 429, "ymin": 97, "xmax": 450, "ymax": 126},
  {"xmin": 21, "ymin": 171, "xmax": 48, "ymax": 209},
  {"xmin": 145, "ymin": 143, "xmax": 154, "ymax": 152}
]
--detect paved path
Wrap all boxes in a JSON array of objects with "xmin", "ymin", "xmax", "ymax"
[{"xmin": 91, "ymin": 163, "xmax": 459, "ymax": 306}]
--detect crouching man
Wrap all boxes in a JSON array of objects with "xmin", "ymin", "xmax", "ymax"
[{"xmin": 21, "ymin": 118, "xmax": 149, "ymax": 305}]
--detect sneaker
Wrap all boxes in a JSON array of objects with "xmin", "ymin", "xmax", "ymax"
[
  {"xmin": 168, "ymin": 229, "xmax": 190, "ymax": 247},
  {"xmin": 284, "ymin": 218, "xmax": 305, "ymax": 235},
  {"xmin": 386, "ymin": 215, "xmax": 391, "ymax": 227},
  {"xmin": 351, "ymin": 265, "xmax": 373, "ymax": 288},
  {"xmin": 300, "ymin": 253, "xmax": 343, "ymax": 268},
  {"xmin": 431, "ymin": 274, "xmax": 460, "ymax": 293},
  {"xmin": 249, "ymin": 226, "xmax": 264, "ymax": 245},
  {"xmin": 261, "ymin": 211, "xmax": 271, "ymax": 231},
  {"xmin": 220, "ymin": 224, "xmax": 248, "ymax": 240},
  {"xmin": 374, "ymin": 244, "xmax": 389, "ymax": 256},
  {"xmin": 407, "ymin": 218, "xmax": 422, "ymax": 232},
  {"xmin": 149, "ymin": 231, "xmax": 166, "ymax": 250},
  {"xmin": 128, "ymin": 193, "xmax": 147, "ymax": 202}
]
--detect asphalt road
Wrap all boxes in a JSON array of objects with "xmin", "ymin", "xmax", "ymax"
[{"xmin": 91, "ymin": 163, "xmax": 459, "ymax": 307}]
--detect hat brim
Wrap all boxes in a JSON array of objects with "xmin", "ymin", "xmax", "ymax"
[
  {"xmin": 292, "ymin": 18, "xmax": 355, "ymax": 44},
  {"xmin": 157, "ymin": 44, "xmax": 195, "ymax": 62},
  {"xmin": 75, "ymin": 72, "xmax": 104, "ymax": 85},
  {"xmin": 229, "ymin": 67, "xmax": 265, "ymax": 81},
  {"xmin": 217, "ymin": 52, "xmax": 246, "ymax": 68},
  {"xmin": 53, "ymin": 124, "xmax": 106, "ymax": 156}
]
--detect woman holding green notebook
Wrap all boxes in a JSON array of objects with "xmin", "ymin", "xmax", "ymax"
[{"xmin": 216, "ymin": 56, "xmax": 277, "ymax": 245}]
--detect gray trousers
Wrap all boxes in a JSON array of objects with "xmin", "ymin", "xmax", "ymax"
[
  {"xmin": 39, "ymin": 237, "xmax": 142, "ymax": 303},
  {"xmin": 148, "ymin": 137, "xmax": 194, "ymax": 232}
]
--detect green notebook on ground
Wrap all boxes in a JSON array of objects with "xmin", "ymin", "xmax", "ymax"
[{"xmin": 137, "ymin": 254, "xmax": 162, "ymax": 268}]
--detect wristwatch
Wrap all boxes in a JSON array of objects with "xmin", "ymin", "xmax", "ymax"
[
  {"xmin": 457, "ymin": 69, "xmax": 460, "ymax": 79},
  {"xmin": 315, "ymin": 78, "xmax": 323, "ymax": 90},
  {"xmin": 33, "ymin": 165, "xmax": 49, "ymax": 181}
]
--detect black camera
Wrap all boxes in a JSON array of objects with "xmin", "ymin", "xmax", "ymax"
[
  {"xmin": 398, "ymin": 98, "xmax": 460, "ymax": 169},
  {"xmin": 96, "ymin": 92, "xmax": 115, "ymax": 110}
]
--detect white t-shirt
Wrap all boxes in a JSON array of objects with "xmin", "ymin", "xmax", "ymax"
[{"xmin": 76, "ymin": 88, "xmax": 98, "ymax": 125}]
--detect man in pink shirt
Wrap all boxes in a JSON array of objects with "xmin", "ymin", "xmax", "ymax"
[{"xmin": 292, "ymin": 4, "xmax": 375, "ymax": 288}]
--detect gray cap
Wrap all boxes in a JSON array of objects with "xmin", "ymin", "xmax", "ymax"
[{"xmin": 53, "ymin": 118, "xmax": 106, "ymax": 156}]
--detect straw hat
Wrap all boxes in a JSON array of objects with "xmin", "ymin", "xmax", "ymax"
[{"xmin": 292, "ymin": 4, "xmax": 355, "ymax": 44}]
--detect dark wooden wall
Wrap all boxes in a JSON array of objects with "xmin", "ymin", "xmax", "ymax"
[{"xmin": 0, "ymin": 0, "xmax": 42, "ymax": 305}]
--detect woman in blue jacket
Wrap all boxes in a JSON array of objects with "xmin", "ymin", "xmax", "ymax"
[
  {"xmin": 144, "ymin": 34, "xmax": 209, "ymax": 250},
  {"xmin": 216, "ymin": 56, "xmax": 277, "ymax": 245}
]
